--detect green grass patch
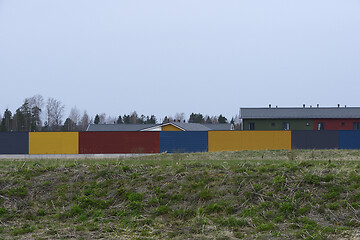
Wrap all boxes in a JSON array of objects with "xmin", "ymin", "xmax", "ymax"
[{"xmin": 0, "ymin": 150, "xmax": 359, "ymax": 239}]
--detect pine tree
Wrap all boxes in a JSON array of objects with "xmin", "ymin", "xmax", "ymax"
[
  {"xmin": 218, "ymin": 114, "xmax": 228, "ymax": 124},
  {"xmin": 188, "ymin": 113, "xmax": 204, "ymax": 123},
  {"xmin": 117, "ymin": 115, "xmax": 123, "ymax": 124},
  {"xmin": 94, "ymin": 114, "xmax": 100, "ymax": 124}
]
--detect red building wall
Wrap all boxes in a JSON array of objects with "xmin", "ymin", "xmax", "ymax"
[{"xmin": 313, "ymin": 119, "xmax": 360, "ymax": 130}]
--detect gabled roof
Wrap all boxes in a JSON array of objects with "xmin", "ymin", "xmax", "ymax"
[
  {"xmin": 164, "ymin": 122, "xmax": 210, "ymax": 131},
  {"xmin": 87, "ymin": 124, "xmax": 157, "ymax": 131},
  {"xmin": 201, "ymin": 123, "xmax": 234, "ymax": 131},
  {"xmin": 240, "ymin": 107, "xmax": 360, "ymax": 119},
  {"xmin": 86, "ymin": 123, "xmax": 233, "ymax": 131},
  {"xmin": 144, "ymin": 122, "xmax": 233, "ymax": 131}
]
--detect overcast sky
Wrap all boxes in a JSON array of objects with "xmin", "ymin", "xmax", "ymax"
[{"xmin": 1, "ymin": 0, "xmax": 359, "ymax": 122}]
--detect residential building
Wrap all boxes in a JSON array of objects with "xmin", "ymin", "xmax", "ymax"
[{"xmin": 240, "ymin": 105, "xmax": 360, "ymax": 131}]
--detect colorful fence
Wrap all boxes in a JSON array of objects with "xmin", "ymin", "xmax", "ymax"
[
  {"xmin": 339, "ymin": 131, "xmax": 360, "ymax": 149},
  {"xmin": 2, "ymin": 130, "xmax": 360, "ymax": 155},
  {"xmin": 208, "ymin": 131, "xmax": 291, "ymax": 152},
  {"xmin": 160, "ymin": 132, "xmax": 208, "ymax": 153},
  {"xmin": 0, "ymin": 132, "xmax": 29, "ymax": 154},
  {"xmin": 291, "ymin": 131, "xmax": 339, "ymax": 149},
  {"xmin": 79, "ymin": 132, "xmax": 159, "ymax": 154},
  {"xmin": 29, "ymin": 132, "xmax": 79, "ymax": 154}
]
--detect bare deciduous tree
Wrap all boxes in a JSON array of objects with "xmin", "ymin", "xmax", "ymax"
[
  {"xmin": 106, "ymin": 116, "xmax": 116, "ymax": 124},
  {"xmin": 99, "ymin": 113, "xmax": 106, "ymax": 124},
  {"xmin": 130, "ymin": 111, "xmax": 138, "ymax": 124},
  {"xmin": 79, "ymin": 111, "xmax": 90, "ymax": 131},
  {"xmin": 232, "ymin": 114, "xmax": 241, "ymax": 130},
  {"xmin": 26, "ymin": 94, "xmax": 44, "ymax": 131},
  {"xmin": 46, "ymin": 98, "xmax": 65, "ymax": 131},
  {"xmin": 26, "ymin": 94, "xmax": 44, "ymax": 110},
  {"xmin": 69, "ymin": 106, "xmax": 81, "ymax": 126},
  {"xmin": 174, "ymin": 112, "xmax": 185, "ymax": 122}
]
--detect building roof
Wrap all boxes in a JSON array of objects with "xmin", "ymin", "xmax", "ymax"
[
  {"xmin": 164, "ymin": 122, "xmax": 211, "ymax": 131},
  {"xmin": 87, "ymin": 122, "xmax": 233, "ymax": 131},
  {"xmin": 240, "ymin": 107, "xmax": 360, "ymax": 119},
  {"xmin": 87, "ymin": 124, "xmax": 158, "ymax": 131},
  {"xmin": 201, "ymin": 123, "xmax": 234, "ymax": 130}
]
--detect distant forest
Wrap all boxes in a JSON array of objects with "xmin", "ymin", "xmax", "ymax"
[{"xmin": 0, "ymin": 95, "xmax": 240, "ymax": 132}]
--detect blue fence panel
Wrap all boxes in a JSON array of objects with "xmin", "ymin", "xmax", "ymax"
[
  {"xmin": 0, "ymin": 132, "xmax": 29, "ymax": 154},
  {"xmin": 160, "ymin": 131, "xmax": 208, "ymax": 153},
  {"xmin": 339, "ymin": 131, "xmax": 360, "ymax": 149},
  {"xmin": 291, "ymin": 131, "xmax": 339, "ymax": 149}
]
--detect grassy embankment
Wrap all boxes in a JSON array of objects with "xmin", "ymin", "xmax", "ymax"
[{"xmin": 0, "ymin": 150, "xmax": 360, "ymax": 239}]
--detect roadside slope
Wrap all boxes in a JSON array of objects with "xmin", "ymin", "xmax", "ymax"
[{"xmin": 0, "ymin": 150, "xmax": 359, "ymax": 239}]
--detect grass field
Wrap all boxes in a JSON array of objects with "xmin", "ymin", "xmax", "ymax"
[{"xmin": 0, "ymin": 150, "xmax": 360, "ymax": 239}]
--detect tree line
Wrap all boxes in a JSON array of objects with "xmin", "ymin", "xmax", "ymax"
[{"xmin": 1, "ymin": 95, "xmax": 239, "ymax": 132}]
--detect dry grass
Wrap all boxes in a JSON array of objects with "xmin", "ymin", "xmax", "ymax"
[{"xmin": 0, "ymin": 150, "xmax": 359, "ymax": 239}]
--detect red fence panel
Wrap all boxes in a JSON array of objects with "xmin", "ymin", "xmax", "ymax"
[{"xmin": 79, "ymin": 132, "xmax": 159, "ymax": 154}]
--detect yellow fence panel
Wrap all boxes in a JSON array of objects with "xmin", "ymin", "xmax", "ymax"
[
  {"xmin": 208, "ymin": 131, "xmax": 291, "ymax": 152},
  {"xmin": 29, "ymin": 132, "xmax": 79, "ymax": 154}
]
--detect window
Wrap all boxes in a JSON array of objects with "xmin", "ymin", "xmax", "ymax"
[
  {"xmin": 249, "ymin": 122, "xmax": 255, "ymax": 130},
  {"xmin": 271, "ymin": 123, "xmax": 275, "ymax": 127},
  {"xmin": 354, "ymin": 122, "xmax": 360, "ymax": 130},
  {"xmin": 306, "ymin": 122, "xmax": 310, "ymax": 126},
  {"xmin": 341, "ymin": 122, "xmax": 345, "ymax": 127},
  {"xmin": 282, "ymin": 122, "xmax": 290, "ymax": 130},
  {"xmin": 317, "ymin": 122, "xmax": 324, "ymax": 130}
]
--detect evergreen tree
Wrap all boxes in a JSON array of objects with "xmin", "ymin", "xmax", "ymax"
[
  {"xmin": 31, "ymin": 106, "xmax": 42, "ymax": 131},
  {"xmin": 145, "ymin": 115, "xmax": 156, "ymax": 124},
  {"xmin": 150, "ymin": 115, "xmax": 156, "ymax": 124},
  {"xmin": 0, "ymin": 117, "xmax": 7, "ymax": 132},
  {"xmin": 188, "ymin": 113, "xmax": 204, "ymax": 123},
  {"xmin": 137, "ymin": 114, "xmax": 145, "ymax": 124},
  {"xmin": 94, "ymin": 114, "xmax": 100, "ymax": 124},
  {"xmin": 14, "ymin": 108, "xmax": 25, "ymax": 131},
  {"xmin": 218, "ymin": 114, "xmax": 228, "ymax": 124},
  {"xmin": 163, "ymin": 116, "xmax": 169, "ymax": 123},
  {"xmin": 123, "ymin": 114, "xmax": 131, "ymax": 124},
  {"xmin": 13, "ymin": 101, "xmax": 32, "ymax": 131},
  {"xmin": 205, "ymin": 116, "xmax": 212, "ymax": 124},
  {"xmin": 117, "ymin": 115, "xmax": 123, "ymax": 124},
  {"xmin": 62, "ymin": 118, "xmax": 76, "ymax": 131}
]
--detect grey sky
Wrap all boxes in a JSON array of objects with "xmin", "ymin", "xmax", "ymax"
[{"xmin": 1, "ymin": 0, "xmax": 359, "ymax": 122}]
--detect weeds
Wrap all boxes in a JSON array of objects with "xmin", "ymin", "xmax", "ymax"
[{"xmin": 0, "ymin": 150, "xmax": 360, "ymax": 239}]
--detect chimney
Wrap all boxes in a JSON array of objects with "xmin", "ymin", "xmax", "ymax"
[
  {"xmin": 317, "ymin": 104, "xmax": 319, "ymax": 108},
  {"xmin": 310, "ymin": 105, "xmax": 312, "ymax": 108},
  {"xmin": 345, "ymin": 105, "xmax": 347, "ymax": 108},
  {"xmin": 276, "ymin": 105, "xmax": 278, "ymax": 108},
  {"xmin": 303, "ymin": 104, "xmax": 305, "ymax": 108},
  {"xmin": 338, "ymin": 104, "xmax": 340, "ymax": 108},
  {"xmin": 269, "ymin": 104, "xmax": 271, "ymax": 108}
]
